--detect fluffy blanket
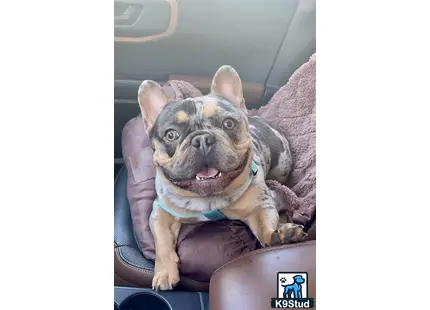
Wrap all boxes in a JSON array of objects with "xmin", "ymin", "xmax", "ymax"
[{"xmin": 251, "ymin": 54, "xmax": 316, "ymax": 225}]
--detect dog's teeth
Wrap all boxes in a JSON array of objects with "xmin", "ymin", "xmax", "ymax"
[{"xmin": 195, "ymin": 173, "xmax": 222, "ymax": 180}]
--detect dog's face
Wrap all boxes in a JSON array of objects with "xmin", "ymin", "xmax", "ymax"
[
  {"xmin": 138, "ymin": 66, "xmax": 252, "ymax": 196},
  {"xmin": 293, "ymin": 275, "xmax": 305, "ymax": 284}
]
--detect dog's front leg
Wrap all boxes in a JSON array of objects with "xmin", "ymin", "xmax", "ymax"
[
  {"xmin": 224, "ymin": 185, "xmax": 307, "ymax": 246},
  {"xmin": 223, "ymin": 186, "xmax": 279, "ymax": 246},
  {"xmin": 149, "ymin": 207, "xmax": 182, "ymax": 291},
  {"xmin": 245, "ymin": 205, "xmax": 280, "ymax": 247},
  {"xmin": 245, "ymin": 205, "xmax": 307, "ymax": 247}
]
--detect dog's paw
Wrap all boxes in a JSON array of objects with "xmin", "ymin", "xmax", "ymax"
[
  {"xmin": 271, "ymin": 223, "xmax": 307, "ymax": 245},
  {"xmin": 152, "ymin": 266, "xmax": 180, "ymax": 291}
]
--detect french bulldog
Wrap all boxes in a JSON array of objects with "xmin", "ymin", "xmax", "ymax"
[{"xmin": 138, "ymin": 65, "xmax": 307, "ymax": 291}]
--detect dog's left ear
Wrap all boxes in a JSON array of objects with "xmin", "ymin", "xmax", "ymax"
[{"xmin": 211, "ymin": 65, "xmax": 247, "ymax": 113}]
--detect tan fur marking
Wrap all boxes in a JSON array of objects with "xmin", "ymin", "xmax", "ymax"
[
  {"xmin": 224, "ymin": 149, "xmax": 253, "ymax": 193},
  {"xmin": 152, "ymin": 208, "xmax": 181, "ymax": 256},
  {"xmin": 151, "ymin": 208, "xmax": 182, "ymax": 290},
  {"xmin": 222, "ymin": 185, "xmax": 279, "ymax": 246},
  {"xmin": 245, "ymin": 207, "xmax": 279, "ymax": 246},
  {"xmin": 202, "ymin": 103, "xmax": 218, "ymax": 118},
  {"xmin": 154, "ymin": 151, "xmax": 174, "ymax": 166},
  {"xmin": 222, "ymin": 186, "xmax": 262, "ymax": 219},
  {"xmin": 176, "ymin": 111, "xmax": 189, "ymax": 123},
  {"xmin": 233, "ymin": 136, "xmax": 252, "ymax": 151},
  {"xmin": 237, "ymin": 120, "xmax": 251, "ymax": 148},
  {"xmin": 277, "ymin": 223, "xmax": 308, "ymax": 243},
  {"xmin": 177, "ymin": 217, "xmax": 204, "ymax": 223},
  {"xmin": 153, "ymin": 140, "xmax": 175, "ymax": 166}
]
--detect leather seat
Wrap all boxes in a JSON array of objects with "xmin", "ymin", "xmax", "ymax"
[
  {"xmin": 114, "ymin": 166, "xmax": 210, "ymax": 291},
  {"xmin": 114, "ymin": 166, "xmax": 155, "ymax": 288}
]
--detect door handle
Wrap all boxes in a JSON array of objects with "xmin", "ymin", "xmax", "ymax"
[
  {"xmin": 114, "ymin": 3, "xmax": 143, "ymax": 26},
  {"xmin": 115, "ymin": 5, "xmax": 136, "ymax": 22},
  {"xmin": 115, "ymin": 0, "xmax": 178, "ymax": 42}
]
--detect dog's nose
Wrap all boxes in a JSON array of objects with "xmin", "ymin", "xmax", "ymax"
[{"xmin": 191, "ymin": 133, "xmax": 215, "ymax": 155}]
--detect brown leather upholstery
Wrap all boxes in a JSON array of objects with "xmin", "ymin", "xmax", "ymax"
[
  {"xmin": 114, "ymin": 243, "xmax": 210, "ymax": 291},
  {"xmin": 209, "ymin": 239, "xmax": 316, "ymax": 310}
]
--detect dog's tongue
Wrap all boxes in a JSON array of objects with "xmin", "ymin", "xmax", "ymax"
[{"xmin": 196, "ymin": 167, "xmax": 219, "ymax": 178}]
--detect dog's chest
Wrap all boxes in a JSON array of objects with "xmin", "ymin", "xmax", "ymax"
[
  {"xmin": 157, "ymin": 174, "xmax": 256, "ymax": 222},
  {"xmin": 169, "ymin": 194, "xmax": 230, "ymax": 213}
]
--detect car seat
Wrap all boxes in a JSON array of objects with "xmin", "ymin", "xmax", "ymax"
[{"xmin": 114, "ymin": 166, "xmax": 212, "ymax": 291}]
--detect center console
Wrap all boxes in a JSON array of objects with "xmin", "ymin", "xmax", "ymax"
[{"xmin": 114, "ymin": 286, "xmax": 209, "ymax": 310}]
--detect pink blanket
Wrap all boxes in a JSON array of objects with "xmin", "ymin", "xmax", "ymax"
[{"xmin": 251, "ymin": 54, "xmax": 316, "ymax": 225}]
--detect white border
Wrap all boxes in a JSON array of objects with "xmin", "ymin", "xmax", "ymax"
[
  {"xmin": 318, "ymin": 1, "xmax": 430, "ymax": 309},
  {"xmin": 2, "ymin": 0, "xmax": 430, "ymax": 309},
  {"xmin": 1, "ymin": 0, "xmax": 112, "ymax": 309}
]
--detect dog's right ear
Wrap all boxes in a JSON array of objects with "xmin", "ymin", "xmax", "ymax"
[{"xmin": 138, "ymin": 80, "xmax": 168, "ymax": 133}]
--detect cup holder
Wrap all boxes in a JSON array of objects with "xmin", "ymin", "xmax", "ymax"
[{"xmin": 119, "ymin": 292, "xmax": 171, "ymax": 310}]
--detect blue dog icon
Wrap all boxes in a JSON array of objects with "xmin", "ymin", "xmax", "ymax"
[{"xmin": 280, "ymin": 275, "xmax": 305, "ymax": 299}]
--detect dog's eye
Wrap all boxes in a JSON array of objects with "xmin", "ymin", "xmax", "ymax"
[
  {"xmin": 164, "ymin": 129, "xmax": 179, "ymax": 142},
  {"xmin": 223, "ymin": 118, "xmax": 235, "ymax": 130}
]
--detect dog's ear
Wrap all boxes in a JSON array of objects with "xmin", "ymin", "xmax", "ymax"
[
  {"xmin": 211, "ymin": 65, "xmax": 247, "ymax": 113},
  {"xmin": 138, "ymin": 80, "xmax": 168, "ymax": 132}
]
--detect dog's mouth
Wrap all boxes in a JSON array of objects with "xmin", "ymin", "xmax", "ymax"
[
  {"xmin": 195, "ymin": 167, "xmax": 223, "ymax": 181},
  {"xmin": 169, "ymin": 164, "xmax": 243, "ymax": 187},
  {"xmin": 164, "ymin": 158, "xmax": 249, "ymax": 196}
]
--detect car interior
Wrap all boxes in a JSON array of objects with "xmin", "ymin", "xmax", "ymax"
[{"xmin": 114, "ymin": 0, "xmax": 316, "ymax": 309}]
